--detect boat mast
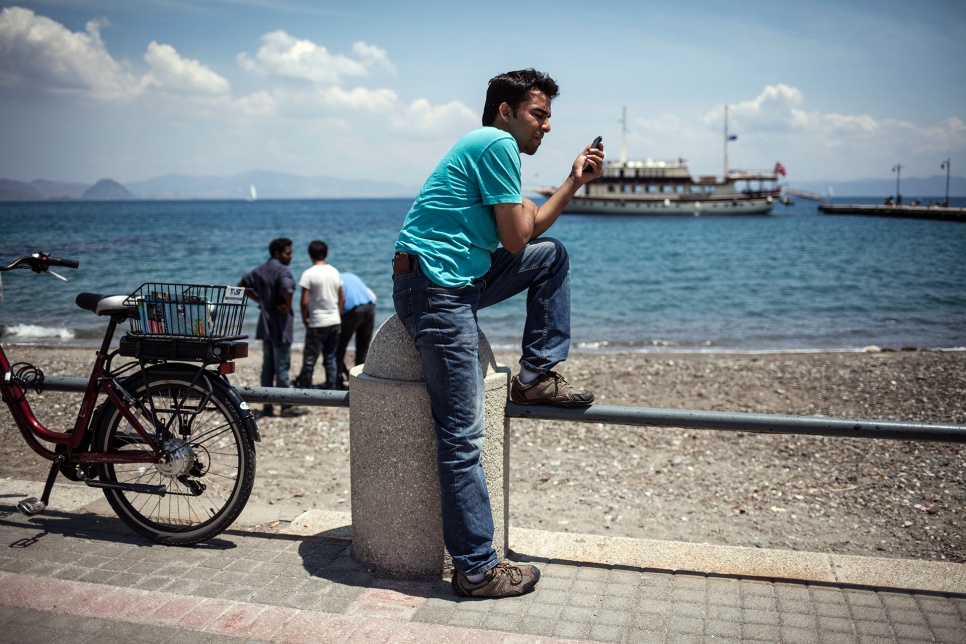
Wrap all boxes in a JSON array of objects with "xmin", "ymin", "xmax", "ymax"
[
  {"xmin": 620, "ymin": 106, "xmax": 627, "ymax": 166},
  {"xmin": 723, "ymin": 104, "xmax": 729, "ymax": 179}
]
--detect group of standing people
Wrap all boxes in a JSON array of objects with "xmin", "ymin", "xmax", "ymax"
[{"xmin": 238, "ymin": 238, "xmax": 376, "ymax": 419}]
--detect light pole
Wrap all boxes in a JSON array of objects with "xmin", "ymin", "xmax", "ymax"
[
  {"xmin": 892, "ymin": 163, "xmax": 903, "ymax": 205},
  {"xmin": 941, "ymin": 159, "xmax": 950, "ymax": 207}
]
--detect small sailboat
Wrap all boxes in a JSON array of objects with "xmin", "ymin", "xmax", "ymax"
[{"xmin": 246, "ymin": 184, "xmax": 257, "ymax": 202}]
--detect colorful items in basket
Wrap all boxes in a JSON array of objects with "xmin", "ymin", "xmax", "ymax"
[
  {"xmin": 133, "ymin": 285, "xmax": 246, "ymax": 337},
  {"xmin": 137, "ymin": 291, "xmax": 211, "ymax": 336}
]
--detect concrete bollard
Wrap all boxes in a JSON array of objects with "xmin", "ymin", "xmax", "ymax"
[{"xmin": 348, "ymin": 315, "xmax": 510, "ymax": 580}]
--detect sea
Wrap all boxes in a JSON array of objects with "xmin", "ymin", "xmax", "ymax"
[{"xmin": 1, "ymin": 197, "xmax": 964, "ymax": 354}]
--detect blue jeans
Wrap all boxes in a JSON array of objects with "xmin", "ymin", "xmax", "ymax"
[
  {"xmin": 297, "ymin": 324, "xmax": 340, "ymax": 389},
  {"xmin": 261, "ymin": 340, "xmax": 293, "ymax": 389},
  {"xmin": 392, "ymin": 237, "xmax": 571, "ymax": 575}
]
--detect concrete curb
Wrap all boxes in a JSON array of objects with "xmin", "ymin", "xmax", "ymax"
[{"xmin": 280, "ymin": 504, "xmax": 965, "ymax": 595}]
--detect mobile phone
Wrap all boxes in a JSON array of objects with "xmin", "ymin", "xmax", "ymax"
[{"xmin": 584, "ymin": 136, "xmax": 603, "ymax": 171}]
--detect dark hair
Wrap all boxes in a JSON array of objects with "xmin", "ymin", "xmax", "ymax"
[
  {"xmin": 308, "ymin": 239, "xmax": 328, "ymax": 261},
  {"xmin": 269, "ymin": 237, "xmax": 292, "ymax": 257},
  {"xmin": 482, "ymin": 69, "xmax": 559, "ymax": 126}
]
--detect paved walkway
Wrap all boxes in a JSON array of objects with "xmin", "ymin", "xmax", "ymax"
[{"xmin": 0, "ymin": 478, "xmax": 964, "ymax": 643}]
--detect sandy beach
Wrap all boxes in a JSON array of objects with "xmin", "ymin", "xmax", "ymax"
[{"xmin": 1, "ymin": 344, "xmax": 963, "ymax": 563}]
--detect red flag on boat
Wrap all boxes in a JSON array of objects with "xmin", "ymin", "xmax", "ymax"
[{"xmin": 774, "ymin": 162, "xmax": 787, "ymax": 176}]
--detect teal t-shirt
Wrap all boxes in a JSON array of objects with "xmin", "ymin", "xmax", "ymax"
[{"xmin": 395, "ymin": 127, "xmax": 521, "ymax": 287}]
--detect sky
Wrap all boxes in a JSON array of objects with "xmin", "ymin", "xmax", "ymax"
[{"xmin": 1, "ymin": 0, "xmax": 964, "ymax": 190}]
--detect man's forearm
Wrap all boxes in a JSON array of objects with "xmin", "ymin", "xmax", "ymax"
[{"xmin": 533, "ymin": 176, "xmax": 579, "ymax": 238}]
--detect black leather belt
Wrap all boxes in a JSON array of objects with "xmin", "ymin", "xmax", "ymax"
[{"xmin": 392, "ymin": 252, "xmax": 419, "ymax": 275}]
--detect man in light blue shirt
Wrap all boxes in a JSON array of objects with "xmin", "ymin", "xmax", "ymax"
[
  {"xmin": 335, "ymin": 272, "xmax": 376, "ymax": 388},
  {"xmin": 393, "ymin": 69, "xmax": 604, "ymax": 598}
]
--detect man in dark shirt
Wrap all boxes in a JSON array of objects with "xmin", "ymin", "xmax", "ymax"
[{"xmin": 239, "ymin": 237, "xmax": 308, "ymax": 418}]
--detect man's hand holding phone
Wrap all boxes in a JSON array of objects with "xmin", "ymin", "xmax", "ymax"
[{"xmin": 581, "ymin": 135, "xmax": 604, "ymax": 177}]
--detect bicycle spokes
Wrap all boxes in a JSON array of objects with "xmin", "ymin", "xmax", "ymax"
[{"xmin": 95, "ymin": 373, "xmax": 255, "ymax": 545}]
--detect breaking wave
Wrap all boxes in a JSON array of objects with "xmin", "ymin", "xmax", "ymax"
[{"xmin": 2, "ymin": 323, "xmax": 75, "ymax": 341}]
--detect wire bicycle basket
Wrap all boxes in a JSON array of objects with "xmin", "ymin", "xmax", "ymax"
[
  {"xmin": 125, "ymin": 283, "xmax": 248, "ymax": 340},
  {"xmin": 121, "ymin": 284, "xmax": 250, "ymax": 363}
]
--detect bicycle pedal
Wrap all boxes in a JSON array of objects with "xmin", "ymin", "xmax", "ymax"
[{"xmin": 17, "ymin": 497, "xmax": 46, "ymax": 516}]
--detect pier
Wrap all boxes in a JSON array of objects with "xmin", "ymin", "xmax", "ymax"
[{"xmin": 818, "ymin": 203, "xmax": 966, "ymax": 222}]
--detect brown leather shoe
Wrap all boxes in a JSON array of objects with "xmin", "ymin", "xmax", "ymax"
[
  {"xmin": 451, "ymin": 561, "xmax": 540, "ymax": 598},
  {"xmin": 510, "ymin": 371, "xmax": 594, "ymax": 407}
]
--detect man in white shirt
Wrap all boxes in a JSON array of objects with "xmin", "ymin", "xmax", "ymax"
[{"xmin": 295, "ymin": 240, "xmax": 344, "ymax": 390}]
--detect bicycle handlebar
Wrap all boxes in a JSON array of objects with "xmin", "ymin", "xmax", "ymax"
[
  {"xmin": 0, "ymin": 252, "xmax": 80, "ymax": 273},
  {"xmin": 46, "ymin": 255, "xmax": 80, "ymax": 269}
]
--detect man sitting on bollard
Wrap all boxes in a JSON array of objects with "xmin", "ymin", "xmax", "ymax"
[{"xmin": 392, "ymin": 68, "xmax": 603, "ymax": 598}]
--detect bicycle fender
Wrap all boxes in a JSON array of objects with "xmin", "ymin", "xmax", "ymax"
[
  {"xmin": 122, "ymin": 364, "xmax": 260, "ymax": 445},
  {"xmin": 217, "ymin": 376, "xmax": 261, "ymax": 444}
]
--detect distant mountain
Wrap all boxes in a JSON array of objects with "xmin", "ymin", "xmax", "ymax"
[
  {"xmin": 82, "ymin": 179, "xmax": 135, "ymax": 200},
  {"xmin": 0, "ymin": 171, "xmax": 420, "ymax": 201},
  {"xmin": 31, "ymin": 179, "xmax": 89, "ymax": 200},
  {"xmin": 0, "ymin": 179, "xmax": 88, "ymax": 200},
  {"xmin": 125, "ymin": 170, "xmax": 419, "ymax": 199},
  {"xmin": 0, "ymin": 179, "xmax": 42, "ymax": 201}
]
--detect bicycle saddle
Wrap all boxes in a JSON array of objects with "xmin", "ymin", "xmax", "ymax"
[{"xmin": 75, "ymin": 293, "xmax": 129, "ymax": 316}]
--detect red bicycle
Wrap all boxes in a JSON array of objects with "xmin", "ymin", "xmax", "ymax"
[{"xmin": 0, "ymin": 252, "xmax": 258, "ymax": 545}]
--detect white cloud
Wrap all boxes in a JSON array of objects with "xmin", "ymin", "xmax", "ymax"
[
  {"xmin": 819, "ymin": 113, "xmax": 880, "ymax": 134},
  {"xmin": 237, "ymin": 30, "xmax": 390, "ymax": 84},
  {"xmin": 351, "ymin": 41, "xmax": 395, "ymax": 74},
  {"xmin": 0, "ymin": 3, "xmax": 476, "ymax": 162},
  {"xmin": 915, "ymin": 117, "xmax": 966, "ymax": 155},
  {"xmin": 805, "ymin": 107, "xmax": 963, "ymax": 162},
  {"xmin": 726, "ymin": 83, "xmax": 961, "ymax": 158},
  {"xmin": 233, "ymin": 90, "xmax": 278, "ymax": 118},
  {"xmin": 143, "ymin": 42, "xmax": 230, "ymax": 96},
  {"xmin": 316, "ymin": 85, "xmax": 398, "ymax": 111},
  {"xmin": 717, "ymin": 84, "xmax": 809, "ymax": 131},
  {"xmin": 627, "ymin": 83, "xmax": 965, "ymax": 181},
  {"xmin": 0, "ymin": 7, "xmax": 229, "ymax": 102},
  {"xmin": 391, "ymin": 98, "xmax": 477, "ymax": 134},
  {"xmin": 233, "ymin": 85, "xmax": 399, "ymax": 120},
  {"xmin": 0, "ymin": 6, "xmax": 141, "ymax": 101}
]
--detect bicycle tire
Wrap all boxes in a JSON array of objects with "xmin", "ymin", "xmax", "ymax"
[{"xmin": 93, "ymin": 370, "xmax": 256, "ymax": 545}]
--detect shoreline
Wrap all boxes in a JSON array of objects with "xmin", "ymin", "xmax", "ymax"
[
  {"xmin": 1, "ymin": 345, "xmax": 963, "ymax": 563},
  {"xmin": 3, "ymin": 337, "xmax": 966, "ymax": 357}
]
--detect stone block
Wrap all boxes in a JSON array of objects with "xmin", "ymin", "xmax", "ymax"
[{"xmin": 349, "ymin": 315, "xmax": 509, "ymax": 579}]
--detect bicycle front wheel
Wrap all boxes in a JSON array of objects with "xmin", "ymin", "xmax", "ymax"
[{"xmin": 93, "ymin": 371, "xmax": 256, "ymax": 545}]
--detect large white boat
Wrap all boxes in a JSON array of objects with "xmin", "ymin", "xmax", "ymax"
[{"xmin": 541, "ymin": 107, "xmax": 785, "ymax": 216}]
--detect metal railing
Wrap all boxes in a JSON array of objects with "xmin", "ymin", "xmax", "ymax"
[{"xmin": 41, "ymin": 376, "xmax": 966, "ymax": 443}]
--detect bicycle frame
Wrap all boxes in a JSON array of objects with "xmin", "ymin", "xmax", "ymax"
[
  {"xmin": 2, "ymin": 253, "xmax": 258, "ymax": 544},
  {"xmin": 0, "ymin": 313, "xmax": 161, "ymax": 466}
]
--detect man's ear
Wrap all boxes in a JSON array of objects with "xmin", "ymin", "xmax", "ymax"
[{"xmin": 497, "ymin": 101, "xmax": 512, "ymax": 123}]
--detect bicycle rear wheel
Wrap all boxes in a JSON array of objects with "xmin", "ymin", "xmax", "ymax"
[{"xmin": 93, "ymin": 371, "xmax": 255, "ymax": 545}]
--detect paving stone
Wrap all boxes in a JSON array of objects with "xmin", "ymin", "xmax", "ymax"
[
  {"xmin": 588, "ymin": 622, "xmax": 625, "ymax": 642},
  {"xmin": 923, "ymin": 609, "xmax": 966, "ymax": 630},
  {"xmin": 705, "ymin": 616, "xmax": 741, "ymax": 639},
  {"xmin": 932, "ymin": 626, "xmax": 966, "ymax": 644},
  {"xmin": 1, "ymin": 494, "xmax": 963, "ymax": 644}
]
